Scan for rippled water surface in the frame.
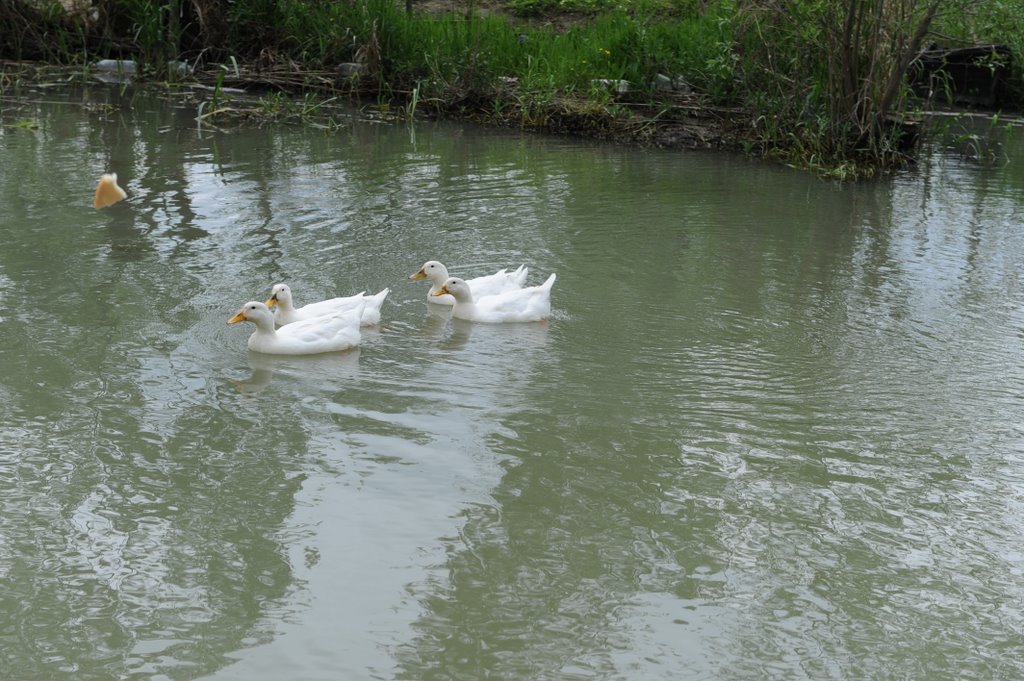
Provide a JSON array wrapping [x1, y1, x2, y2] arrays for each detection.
[[2, 88, 1024, 680]]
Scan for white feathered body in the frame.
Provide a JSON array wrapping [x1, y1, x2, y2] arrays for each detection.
[[411, 260, 528, 305], [269, 284, 389, 326], [230, 301, 364, 355], [443, 273, 556, 323]]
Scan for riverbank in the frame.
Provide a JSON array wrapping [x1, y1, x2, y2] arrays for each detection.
[[2, 52, 753, 155], [2, 0, 1021, 177]]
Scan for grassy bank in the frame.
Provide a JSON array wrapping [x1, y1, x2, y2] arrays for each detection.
[[2, 0, 1020, 177]]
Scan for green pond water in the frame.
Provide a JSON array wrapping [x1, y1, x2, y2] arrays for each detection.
[[2, 87, 1024, 680]]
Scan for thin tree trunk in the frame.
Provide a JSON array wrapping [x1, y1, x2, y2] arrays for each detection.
[[876, 0, 941, 118], [167, 0, 181, 64]]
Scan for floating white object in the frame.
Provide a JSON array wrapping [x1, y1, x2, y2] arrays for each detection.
[[95, 59, 137, 74], [93, 173, 127, 209], [94, 59, 137, 84]]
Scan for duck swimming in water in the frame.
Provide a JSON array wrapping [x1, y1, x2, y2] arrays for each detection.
[[228, 300, 364, 354], [409, 260, 527, 305], [265, 283, 389, 327], [433, 273, 556, 323]]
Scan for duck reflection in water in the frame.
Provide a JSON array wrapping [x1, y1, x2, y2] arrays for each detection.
[[232, 348, 362, 395], [441, 316, 551, 354]]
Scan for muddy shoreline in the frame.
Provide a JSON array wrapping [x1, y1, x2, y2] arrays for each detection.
[[1, 58, 751, 153]]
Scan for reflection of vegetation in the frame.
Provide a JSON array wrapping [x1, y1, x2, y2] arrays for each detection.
[[395, 401, 741, 679], [0, 93, 308, 679]]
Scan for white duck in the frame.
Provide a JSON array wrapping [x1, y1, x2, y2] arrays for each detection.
[[265, 283, 389, 326], [228, 300, 363, 354], [409, 260, 528, 305], [434, 273, 556, 323]]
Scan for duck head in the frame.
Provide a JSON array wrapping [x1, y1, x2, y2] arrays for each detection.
[[228, 301, 275, 327], [410, 260, 449, 285], [434, 277, 472, 302], [265, 283, 293, 309]]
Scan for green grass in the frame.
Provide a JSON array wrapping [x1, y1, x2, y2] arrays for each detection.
[[368, 1, 732, 98], [505, 0, 705, 15]]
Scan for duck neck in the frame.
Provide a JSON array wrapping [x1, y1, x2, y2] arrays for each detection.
[[428, 271, 449, 294], [276, 296, 296, 313], [452, 297, 476, 317], [251, 317, 278, 336]]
